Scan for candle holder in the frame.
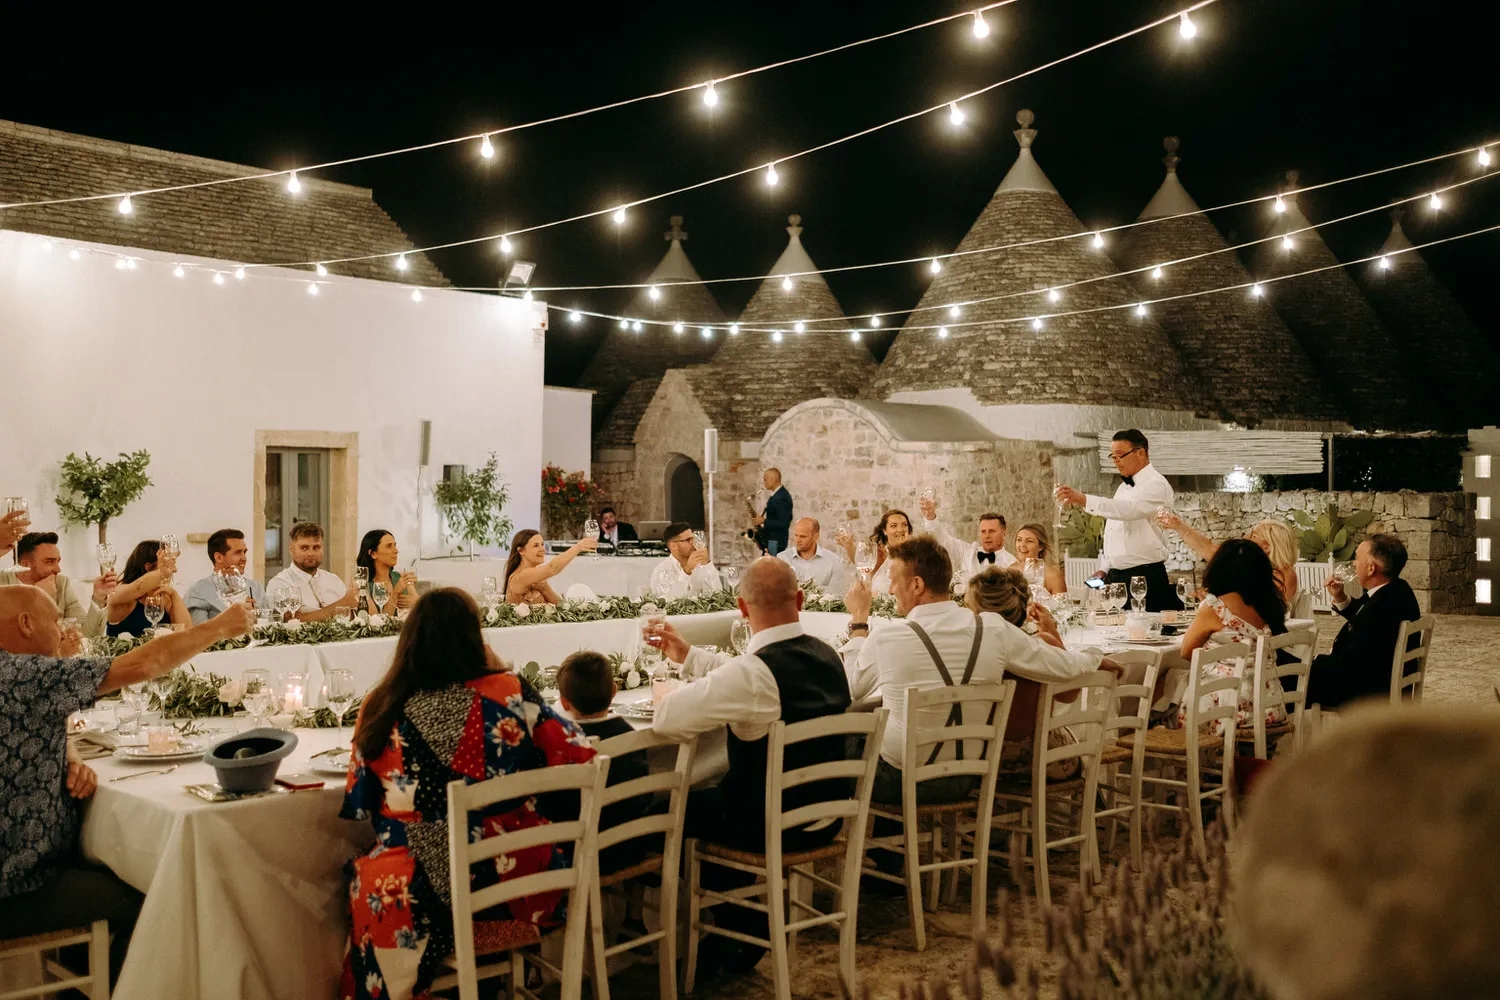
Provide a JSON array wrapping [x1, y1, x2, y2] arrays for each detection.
[[277, 672, 306, 715]]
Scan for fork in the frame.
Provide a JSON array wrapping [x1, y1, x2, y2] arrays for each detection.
[[110, 764, 180, 782]]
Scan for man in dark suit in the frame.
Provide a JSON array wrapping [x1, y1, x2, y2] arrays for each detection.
[[1305, 533, 1422, 710], [596, 507, 638, 547], [751, 468, 793, 557]]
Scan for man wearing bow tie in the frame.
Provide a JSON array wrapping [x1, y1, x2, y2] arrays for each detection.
[[919, 494, 1014, 588], [1055, 429, 1180, 612]]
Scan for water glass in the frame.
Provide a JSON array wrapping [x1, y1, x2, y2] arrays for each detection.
[[243, 669, 273, 726], [324, 668, 356, 735], [114, 698, 141, 737], [729, 617, 752, 655], [1129, 574, 1148, 610]]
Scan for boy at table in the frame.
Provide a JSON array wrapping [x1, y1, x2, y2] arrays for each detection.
[[0, 585, 255, 985]]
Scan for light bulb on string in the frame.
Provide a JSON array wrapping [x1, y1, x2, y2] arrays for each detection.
[[617, 317, 629, 329], [1378, 255, 1392, 271], [213, 272, 225, 285], [849, 330, 862, 342], [315, 263, 329, 277], [499, 235, 513, 254], [522, 290, 533, 301], [771, 331, 783, 343], [114, 258, 127, 270], [793, 321, 806, 333], [307, 282, 320, 296], [700, 326, 714, 340], [1273, 196, 1286, 214], [631, 321, 643, 332], [648, 285, 661, 301], [125, 258, 137, 270], [1178, 12, 1197, 38], [1250, 283, 1264, 298], [702, 82, 718, 107], [1135, 302, 1148, 317], [173, 265, 185, 278], [1151, 266, 1164, 280], [1092, 232, 1104, 249], [613, 207, 627, 225], [949, 102, 965, 127], [972, 10, 990, 38], [929, 258, 943, 274], [937, 326, 949, 339], [1429, 192, 1443, 210], [672, 321, 685, 334], [729, 323, 740, 336], [949, 305, 962, 318], [411, 289, 423, 302], [118, 194, 133, 215], [765, 162, 780, 187], [395, 254, 409, 272], [234, 267, 246, 281], [68, 249, 80, 260], [1047, 288, 1061, 303], [286, 171, 302, 194], [782, 276, 793, 293], [479, 135, 495, 159], [1281, 236, 1295, 251], [1031, 317, 1044, 331], [1480, 147, 1493, 168]]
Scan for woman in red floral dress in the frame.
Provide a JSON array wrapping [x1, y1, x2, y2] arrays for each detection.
[[340, 587, 596, 1000]]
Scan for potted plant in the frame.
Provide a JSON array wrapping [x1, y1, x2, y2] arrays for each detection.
[[433, 454, 513, 560], [54, 450, 153, 544]]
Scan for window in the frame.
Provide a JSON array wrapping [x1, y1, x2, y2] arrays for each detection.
[[1476, 454, 1492, 478], [1480, 496, 1493, 520], [1479, 578, 1493, 605], [1480, 538, 1493, 562]]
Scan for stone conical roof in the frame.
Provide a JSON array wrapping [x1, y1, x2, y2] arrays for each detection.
[[1115, 139, 1345, 427], [1249, 174, 1432, 430], [1359, 209, 1500, 430], [867, 111, 1206, 413], [574, 216, 725, 435]]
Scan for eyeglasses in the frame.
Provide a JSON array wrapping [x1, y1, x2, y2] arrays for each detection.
[[1110, 446, 1143, 463]]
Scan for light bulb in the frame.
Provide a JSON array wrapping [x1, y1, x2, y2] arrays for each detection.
[[700, 326, 713, 340], [771, 331, 783, 343], [765, 162, 779, 187], [68, 249, 80, 260], [613, 207, 627, 225], [41, 240, 51, 251], [1480, 147, 1493, 167], [479, 135, 495, 159], [631, 321, 643, 332], [949, 102, 965, 126], [729, 323, 740, 336], [937, 326, 949, 339], [1151, 266, 1164, 280], [1178, 12, 1197, 38], [1273, 196, 1286, 214], [522, 290, 533, 301], [1378, 254, 1392, 271], [949, 305, 962, 318], [114, 258, 127, 270], [395, 254, 409, 271], [316, 263, 329, 277], [1430, 192, 1443, 210], [972, 10, 990, 37], [173, 265, 185, 278], [794, 321, 806, 333], [870, 315, 882, 328], [1135, 302, 1147, 317], [118, 194, 133, 215], [648, 285, 661, 301], [1250, 283, 1264, 298], [929, 258, 943, 274], [569, 311, 582, 324], [782, 276, 793, 292], [286, 171, 302, 194], [499, 235, 513, 254], [1047, 288, 1060, 303], [1092, 232, 1105, 249], [618, 317, 629, 329], [125, 258, 136, 270], [1282, 236, 1294, 251], [234, 267, 246, 280], [307, 282, 319, 296], [849, 330, 862, 342], [702, 82, 718, 107], [411, 289, 423, 302], [213, 272, 225, 285], [672, 321, 685, 334], [1031, 317, 1043, 331]]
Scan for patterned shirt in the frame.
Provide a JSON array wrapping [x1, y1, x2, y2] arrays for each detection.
[[0, 650, 112, 898]]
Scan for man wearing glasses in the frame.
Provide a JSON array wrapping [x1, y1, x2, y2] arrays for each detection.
[[1054, 429, 1180, 611], [650, 521, 722, 600]]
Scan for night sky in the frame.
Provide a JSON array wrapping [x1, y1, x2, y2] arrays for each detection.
[[3, 0, 1494, 386]]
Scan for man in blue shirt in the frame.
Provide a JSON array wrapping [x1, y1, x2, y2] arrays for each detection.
[[185, 528, 267, 623]]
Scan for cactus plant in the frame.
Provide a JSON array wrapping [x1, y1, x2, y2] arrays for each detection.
[[1289, 501, 1375, 563]]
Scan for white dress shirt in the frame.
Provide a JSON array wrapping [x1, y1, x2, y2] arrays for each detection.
[[650, 555, 723, 600], [842, 601, 1101, 769], [1084, 462, 1173, 571], [778, 545, 850, 591], [267, 564, 348, 610], [924, 518, 1017, 584], [653, 621, 814, 743]]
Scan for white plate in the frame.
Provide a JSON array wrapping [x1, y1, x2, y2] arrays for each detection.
[[113, 742, 205, 764], [309, 754, 351, 777], [1119, 637, 1178, 646], [616, 703, 655, 720]]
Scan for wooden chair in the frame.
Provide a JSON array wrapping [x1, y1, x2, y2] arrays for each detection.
[[436, 758, 610, 1000], [1093, 651, 1161, 873], [0, 922, 110, 1000], [682, 709, 888, 1000], [1239, 627, 1316, 759], [986, 669, 1117, 912], [584, 731, 695, 1000], [1391, 616, 1435, 703], [862, 682, 1015, 950], [1132, 643, 1248, 861]]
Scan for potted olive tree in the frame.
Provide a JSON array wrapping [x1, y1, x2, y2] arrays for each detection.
[[54, 450, 153, 544], [433, 454, 513, 560]]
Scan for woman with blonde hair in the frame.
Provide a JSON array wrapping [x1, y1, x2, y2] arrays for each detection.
[[1013, 522, 1068, 596], [1159, 513, 1303, 614]]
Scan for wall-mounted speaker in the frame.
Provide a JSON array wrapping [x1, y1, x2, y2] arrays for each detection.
[[419, 420, 432, 467], [703, 428, 719, 475]]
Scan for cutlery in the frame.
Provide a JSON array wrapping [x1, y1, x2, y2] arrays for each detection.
[[310, 746, 349, 759], [110, 764, 180, 782]]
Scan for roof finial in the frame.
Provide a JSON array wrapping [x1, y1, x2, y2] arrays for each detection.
[[1389, 206, 1406, 232], [1014, 109, 1037, 150], [786, 214, 803, 238], [1163, 136, 1181, 173], [665, 215, 687, 243]]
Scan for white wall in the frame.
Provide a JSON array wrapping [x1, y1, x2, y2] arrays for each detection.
[[0, 229, 545, 583], [542, 386, 593, 476]]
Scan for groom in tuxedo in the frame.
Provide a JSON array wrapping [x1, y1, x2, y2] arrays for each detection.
[[1305, 534, 1422, 710], [751, 468, 794, 557]]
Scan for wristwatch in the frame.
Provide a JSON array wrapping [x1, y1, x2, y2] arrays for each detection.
[[848, 623, 870, 635]]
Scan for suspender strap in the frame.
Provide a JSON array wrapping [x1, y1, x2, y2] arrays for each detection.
[[906, 618, 985, 764]]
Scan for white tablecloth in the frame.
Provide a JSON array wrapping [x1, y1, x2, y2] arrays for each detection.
[[416, 556, 663, 598]]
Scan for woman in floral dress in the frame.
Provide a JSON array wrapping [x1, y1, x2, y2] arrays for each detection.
[[1177, 539, 1289, 734], [340, 587, 596, 1000]]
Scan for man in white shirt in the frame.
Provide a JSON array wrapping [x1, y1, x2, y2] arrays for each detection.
[[651, 557, 851, 980], [650, 521, 722, 599], [777, 517, 849, 591], [918, 495, 1015, 588], [842, 535, 1116, 813], [265, 522, 359, 622], [1055, 428, 1179, 611]]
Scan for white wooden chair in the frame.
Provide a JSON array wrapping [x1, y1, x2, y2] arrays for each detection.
[[682, 709, 888, 1000], [1093, 651, 1161, 873], [862, 682, 1015, 951], [0, 922, 110, 1000], [1133, 643, 1248, 861], [1390, 616, 1435, 703], [584, 731, 695, 1000], [436, 757, 610, 1000], [987, 669, 1117, 912], [1239, 627, 1317, 759]]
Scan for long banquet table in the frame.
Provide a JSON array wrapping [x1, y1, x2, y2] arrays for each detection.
[[416, 555, 663, 600]]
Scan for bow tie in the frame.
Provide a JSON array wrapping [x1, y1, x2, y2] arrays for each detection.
[[977, 551, 996, 565], [1121, 476, 1135, 488]]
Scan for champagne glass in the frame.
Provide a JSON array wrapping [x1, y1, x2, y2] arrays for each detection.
[[480, 576, 500, 608], [142, 593, 166, 631], [582, 518, 600, 559], [162, 534, 181, 558], [723, 565, 740, 592], [1176, 579, 1191, 610], [324, 668, 356, 737], [1022, 558, 1044, 587], [354, 565, 370, 594], [5, 498, 29, 566], [854, 541, 877, 581], [692, 530, 707, 551], [370, 581, 389, 613], [243, 669, 272, 727], [97, 543, 117, 576], [729, 617, 752, 655], [1129, 575, 1148, 611]]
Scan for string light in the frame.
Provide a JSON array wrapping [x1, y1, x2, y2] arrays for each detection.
[[173, 265, 185, 278], [1151, 266, 1164, 280], [41, 240, 51, 251], [870, 315, 882, 328], [648, 285, 662, 301], [499, 235, 513, 254], [1281, 236, 1295, 251], [1378, 254, 1392, 271], [613, 207, 627, 225], [631, 321, 643, 332], [672, 321, 685, 333], [1480, 147, 1493, 168], [771, 331, 783, 343], [1047, 288, 1061, 302], [315, 263, 329, 276], [522, 290, 534, 301], [117, 195, 133, 215], [794, 321, 806, 333], [949, 102, 966, 127], [765, 162, 780, 187], [782, 276, 794, 292], [1250, 283, 1264, 298], [1178, 11, 1197, 38], [1430, 192, 1443, 210], [729, 323, 740, 336], [618, 318, 629, 329], [701, 326, 714, 339], [411, 289, 423, 302], [395, 254, 409, 272], [1092, 232, 1105, 249], [307, 282, 319, 296], [937, 326, 950, 339], [929, 258, 943, 274], [849, 330, 862, 341], [234, 267, 246, 280], [126, 258, 137, 270], [972, 10, 991, 38], [949, 305, 962, 318], [286, 171, 302, 194], [68, 249, 80, 260], [213, 272, 226, 285], [114, 258, 128, 270], [1135, 302, 1148, 316], [702, 82, 719, 107], [479, 135, 495, 159], [1031, 317, 1044, 331]]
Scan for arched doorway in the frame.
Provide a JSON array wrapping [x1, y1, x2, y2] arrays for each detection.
[[664, 453, 705, 528]]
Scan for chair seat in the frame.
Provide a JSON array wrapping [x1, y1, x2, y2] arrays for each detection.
[[869, 798, 978, 819], [698, 838, 848, 868], [1126, 729, 1193, 756], [0, 926, 91, 951], [994, 774, 1087, 797], [1235, 720, 1293, 743], [1098, 744, 1135, 766], [598, 854, 664, 888]]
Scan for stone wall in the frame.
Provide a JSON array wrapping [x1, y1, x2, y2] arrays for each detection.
[[1171, 490, 1477, 614], [759, 398, 1056, 561], [592, 446, 640, 524]]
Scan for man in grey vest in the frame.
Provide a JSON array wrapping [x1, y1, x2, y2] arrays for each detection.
[[653, 557, 851, 980]]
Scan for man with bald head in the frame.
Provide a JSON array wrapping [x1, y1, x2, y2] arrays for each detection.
[[0, 585, 254, 983], [652, 557, 851, 979], [777, 516, 850, 591]]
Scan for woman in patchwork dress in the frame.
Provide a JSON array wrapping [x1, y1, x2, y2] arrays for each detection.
[[340, 587, 596, 1000]]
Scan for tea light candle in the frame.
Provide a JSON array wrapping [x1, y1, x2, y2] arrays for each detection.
[[1126, 613, 1149, 641]]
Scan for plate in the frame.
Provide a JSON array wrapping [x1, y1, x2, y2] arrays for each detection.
[[310, 754, 352, 777], [1119, 636, 1177, 646], [113, 742, 205, 763], [616, 702, 655, 721]]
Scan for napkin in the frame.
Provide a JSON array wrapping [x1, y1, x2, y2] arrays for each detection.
[[69, 731, 118, 760]]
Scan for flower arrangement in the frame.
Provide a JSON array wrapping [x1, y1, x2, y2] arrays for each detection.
[[540, 464, 605, 538]]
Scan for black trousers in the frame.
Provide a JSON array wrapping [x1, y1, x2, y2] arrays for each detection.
[[0, 863, 144, 987], [1107, 561, 1182, 612]]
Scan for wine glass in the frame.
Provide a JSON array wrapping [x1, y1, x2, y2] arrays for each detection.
[[1022, 558, 1045, 587], [1333, 560, 1356, 584], [729, 617, 752, 656], [146, 668, 176, 718], [1129, 575, 1148, 611], [354, 565, 370, 594], [1106, 582, 1126, 620], [276, 589, 302, 622], [919, 487, 936, 504], [97, 543, 117, 576], [142, 593, 166, 631], [324, 668, 356, 737], [854, 541, 877, 581], [370, 581, 390, 613], [582, 518, 600, 559], [1176, 579, 1192, 611], [723, 565, 740, 592], [214, 569, 249, 607], [5, 497, 28, 566], [1153, 504, 1175, 528], [243, 669, 272, 727], [161, 534, 181, 559], [692, 530, 707, 551], [480, 576, 501, 608]]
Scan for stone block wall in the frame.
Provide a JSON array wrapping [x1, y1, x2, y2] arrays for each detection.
[[1171, 490, 1477, 614], [592, 447, 640, 524]]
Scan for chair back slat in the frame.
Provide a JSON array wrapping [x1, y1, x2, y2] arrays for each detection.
[[780, 758, 872, 790], [903, 682, 1017, 783], [593, 727, 696, 860], [780, 798, 863, 830], [764, 709, 889, 851], [466, 819, 586, 864], [455, 760, 601, 811], [1391, 616, 1435, 703], [1247, 628, 1315, 757], [1183, 644, 1248, 759], [1033, 670, 1117, 764], [469, 867, 580, 913], [1101, 650, 1162, 738]]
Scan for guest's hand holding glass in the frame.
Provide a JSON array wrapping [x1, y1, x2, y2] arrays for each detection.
[[918, 488, 937, 522], [582, 519, 600, 558], [1053, 485, 1086, 509], [1155, 507, 1183, 531]]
